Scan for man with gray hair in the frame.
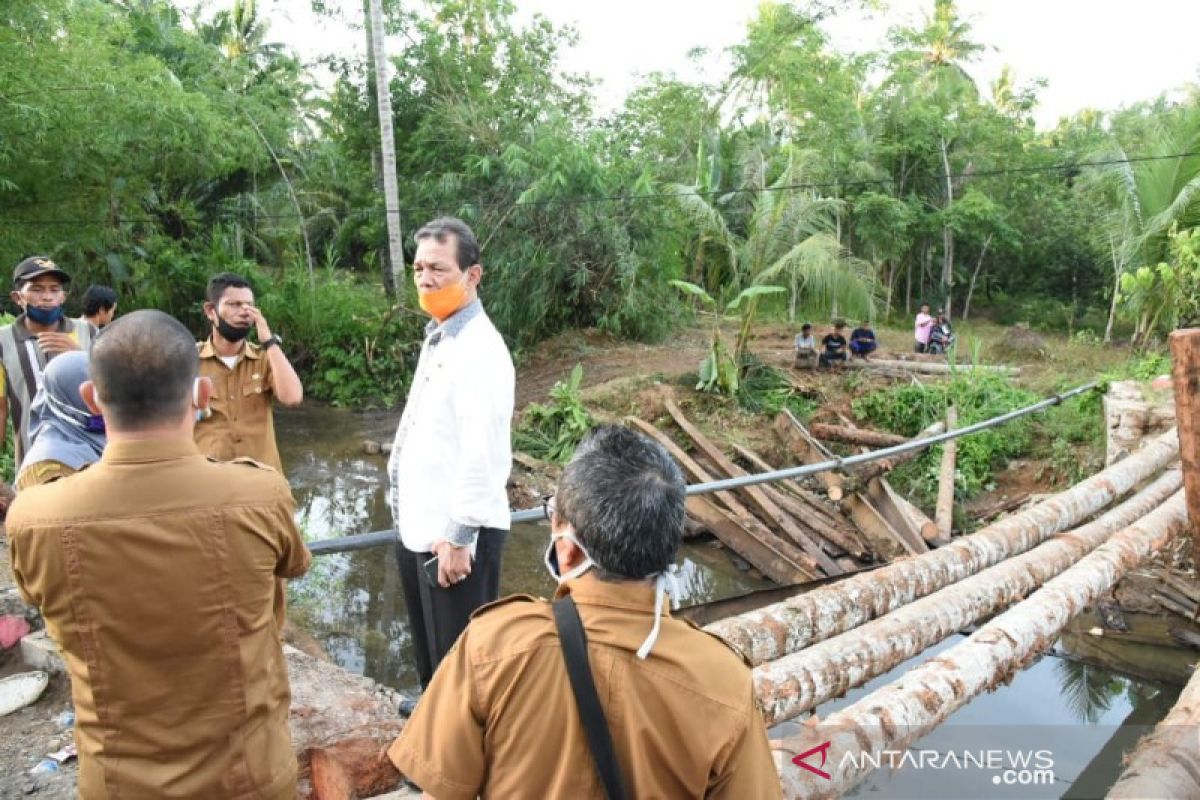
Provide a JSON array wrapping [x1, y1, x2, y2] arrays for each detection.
[[388, 216, 514, 692], [388, 425, 781, 798]]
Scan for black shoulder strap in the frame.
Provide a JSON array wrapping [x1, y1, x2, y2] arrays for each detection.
[[552, 595, 629, 800]]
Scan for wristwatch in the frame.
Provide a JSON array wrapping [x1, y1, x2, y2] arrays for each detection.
[[262, 335, 283, 350]]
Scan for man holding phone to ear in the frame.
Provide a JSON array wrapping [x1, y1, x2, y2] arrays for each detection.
[[194, 272, 303, 471], [389, 217, 514, 692]]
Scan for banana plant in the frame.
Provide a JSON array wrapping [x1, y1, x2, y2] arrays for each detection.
[[672, 280, 786, 395]]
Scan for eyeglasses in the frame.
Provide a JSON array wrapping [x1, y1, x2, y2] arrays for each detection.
[[22, 285, 64, 297], [541, 494, 556, 521]]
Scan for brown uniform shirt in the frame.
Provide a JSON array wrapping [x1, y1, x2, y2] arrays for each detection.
[[7, 437, 312, 799], [195, 338, 282, 471], [388, 574, 782, 800]]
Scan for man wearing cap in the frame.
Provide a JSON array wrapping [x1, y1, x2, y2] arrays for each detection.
[[194, 271, 303, 471], [389, 216, 514, 693], [0, 256, 95, 469], [388, 425, 781, 798]]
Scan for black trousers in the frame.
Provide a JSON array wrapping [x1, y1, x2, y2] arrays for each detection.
[[396, 528, 507, 688]]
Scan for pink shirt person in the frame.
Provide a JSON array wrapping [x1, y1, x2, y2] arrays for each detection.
[[914, 307, 934, 346]]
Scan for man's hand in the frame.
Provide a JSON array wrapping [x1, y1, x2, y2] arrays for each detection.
[[246, 305, 272, 343], [432, 540, 472, 588], [36, 332, 79, 355]]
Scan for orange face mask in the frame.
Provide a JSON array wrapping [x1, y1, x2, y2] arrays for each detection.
[[418, 281, 468, 322]]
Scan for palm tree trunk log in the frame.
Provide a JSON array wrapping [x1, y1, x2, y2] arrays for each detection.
[[1108, 657, 1200, 798], [704, 430, 1179, 666], [753, 469, 1182, 726], [808, 423, 909, 448], [933, 406, 957, 544], [772, 492, 1188, 799]]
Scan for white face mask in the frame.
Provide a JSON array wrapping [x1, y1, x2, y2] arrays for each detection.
[[543, 532, 594, 584], [543, 528, 681, 660]]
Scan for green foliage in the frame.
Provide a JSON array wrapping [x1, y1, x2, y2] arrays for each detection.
[[513, 364, 594, 463], [737, 360, 818, 420], [853, 370, 1039, 499]]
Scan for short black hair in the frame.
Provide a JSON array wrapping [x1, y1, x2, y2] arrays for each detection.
[[206, 272, 252, 306], [81, 285, 118, 316], [801, 323, 812, 332], [555, 425, 685, 579], [90, 310, 198, 429], [414, 217, 481, 271]]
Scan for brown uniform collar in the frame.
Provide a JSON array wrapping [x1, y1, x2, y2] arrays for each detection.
[[198, 337, 262, 360], [102, 436, 203, 464], [554, 572, 671, 616]]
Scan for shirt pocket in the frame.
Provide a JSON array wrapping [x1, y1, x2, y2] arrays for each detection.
[[241, 373, 270, 407]]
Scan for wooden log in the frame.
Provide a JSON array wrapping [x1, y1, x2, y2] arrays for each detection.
[[894, 493, 939, 543], [1098, 610, 1200, 800], [808, 423, 909, 448], [847, 418, 947, 489], [662, 399, 842, 576], [753, 470, 1182, 727], [1169, 328, 1200, 567], [933, 405, 957, 545], [774, 411, 845, 502], [864, 478, 929, 555], [773, 491, 1188, 798], [685, 497, 811, 584], [760, 482, 865, 558], [625, 417, 816, 582], [703, 429, 1180, 666], [843, 358, 1019, 375], [1163, 570, 1200, 605], [839, 493, 910, 561]]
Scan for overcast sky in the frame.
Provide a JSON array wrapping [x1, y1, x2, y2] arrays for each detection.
[[264, 0, 1200, 129]]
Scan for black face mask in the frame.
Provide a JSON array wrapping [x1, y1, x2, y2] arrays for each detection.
[[216, 316, 251, 343]]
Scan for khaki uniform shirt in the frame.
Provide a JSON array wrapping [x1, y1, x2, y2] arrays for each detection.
[[7, 437, 311, 800], [195, 339, 282, 471], [388, 574, 782, 800]]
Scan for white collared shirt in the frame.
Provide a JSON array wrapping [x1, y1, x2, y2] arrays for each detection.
[[388, 302, 514, 553]]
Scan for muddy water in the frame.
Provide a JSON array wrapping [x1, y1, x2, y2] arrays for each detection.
[[276, 405, 770, 694], [277, 406, 1184, 796]]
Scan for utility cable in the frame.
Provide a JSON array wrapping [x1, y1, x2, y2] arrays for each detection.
[[305, 378, 1098, 556]]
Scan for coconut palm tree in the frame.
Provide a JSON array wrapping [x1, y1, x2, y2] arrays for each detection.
[[1085, 102, 1200, 343]]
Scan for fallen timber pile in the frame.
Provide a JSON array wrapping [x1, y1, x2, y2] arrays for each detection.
[[1107, 653, 1200, 799], [753, 468, 1183, 726], [772, 492, 1189, 799], [843, 358, 1020, 376], [625, 397, 954, 584], [705, 428, 1180, 665]]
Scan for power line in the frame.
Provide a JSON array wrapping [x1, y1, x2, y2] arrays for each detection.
[[6, 150, 1197, 229]]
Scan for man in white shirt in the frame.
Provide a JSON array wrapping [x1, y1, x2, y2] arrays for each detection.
[[388, 217, 514, 690]]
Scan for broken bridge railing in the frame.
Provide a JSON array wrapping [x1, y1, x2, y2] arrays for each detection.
[[305, 380, 1099, 557]]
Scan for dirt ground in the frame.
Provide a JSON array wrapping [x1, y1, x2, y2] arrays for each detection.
[[0, 544, 77, 798]]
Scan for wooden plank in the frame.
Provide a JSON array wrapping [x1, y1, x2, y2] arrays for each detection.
[[839, 493, 910, 562], [774, 411, 845, 501], [729, 443, 869, 557], [662, 399, 842, 576], [865, 478, 929, 555], [1169, 328, 1200, 566], [625, 417, 817, 582], [933, 405, 958, 545], [685, 497, 811, 584]]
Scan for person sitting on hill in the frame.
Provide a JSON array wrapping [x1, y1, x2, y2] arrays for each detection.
[[793, 323, 817, 370], [849, 320, 878, 358], [820, 321, 849, 367]]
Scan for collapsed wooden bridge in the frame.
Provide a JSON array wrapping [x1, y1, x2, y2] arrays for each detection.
[[626, 394, 1196, 798], [308, 369, 1200, 798]]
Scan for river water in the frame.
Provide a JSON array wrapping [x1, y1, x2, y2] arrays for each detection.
[[276, 405, 770, 691], [277, 405, 1185, 798]]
